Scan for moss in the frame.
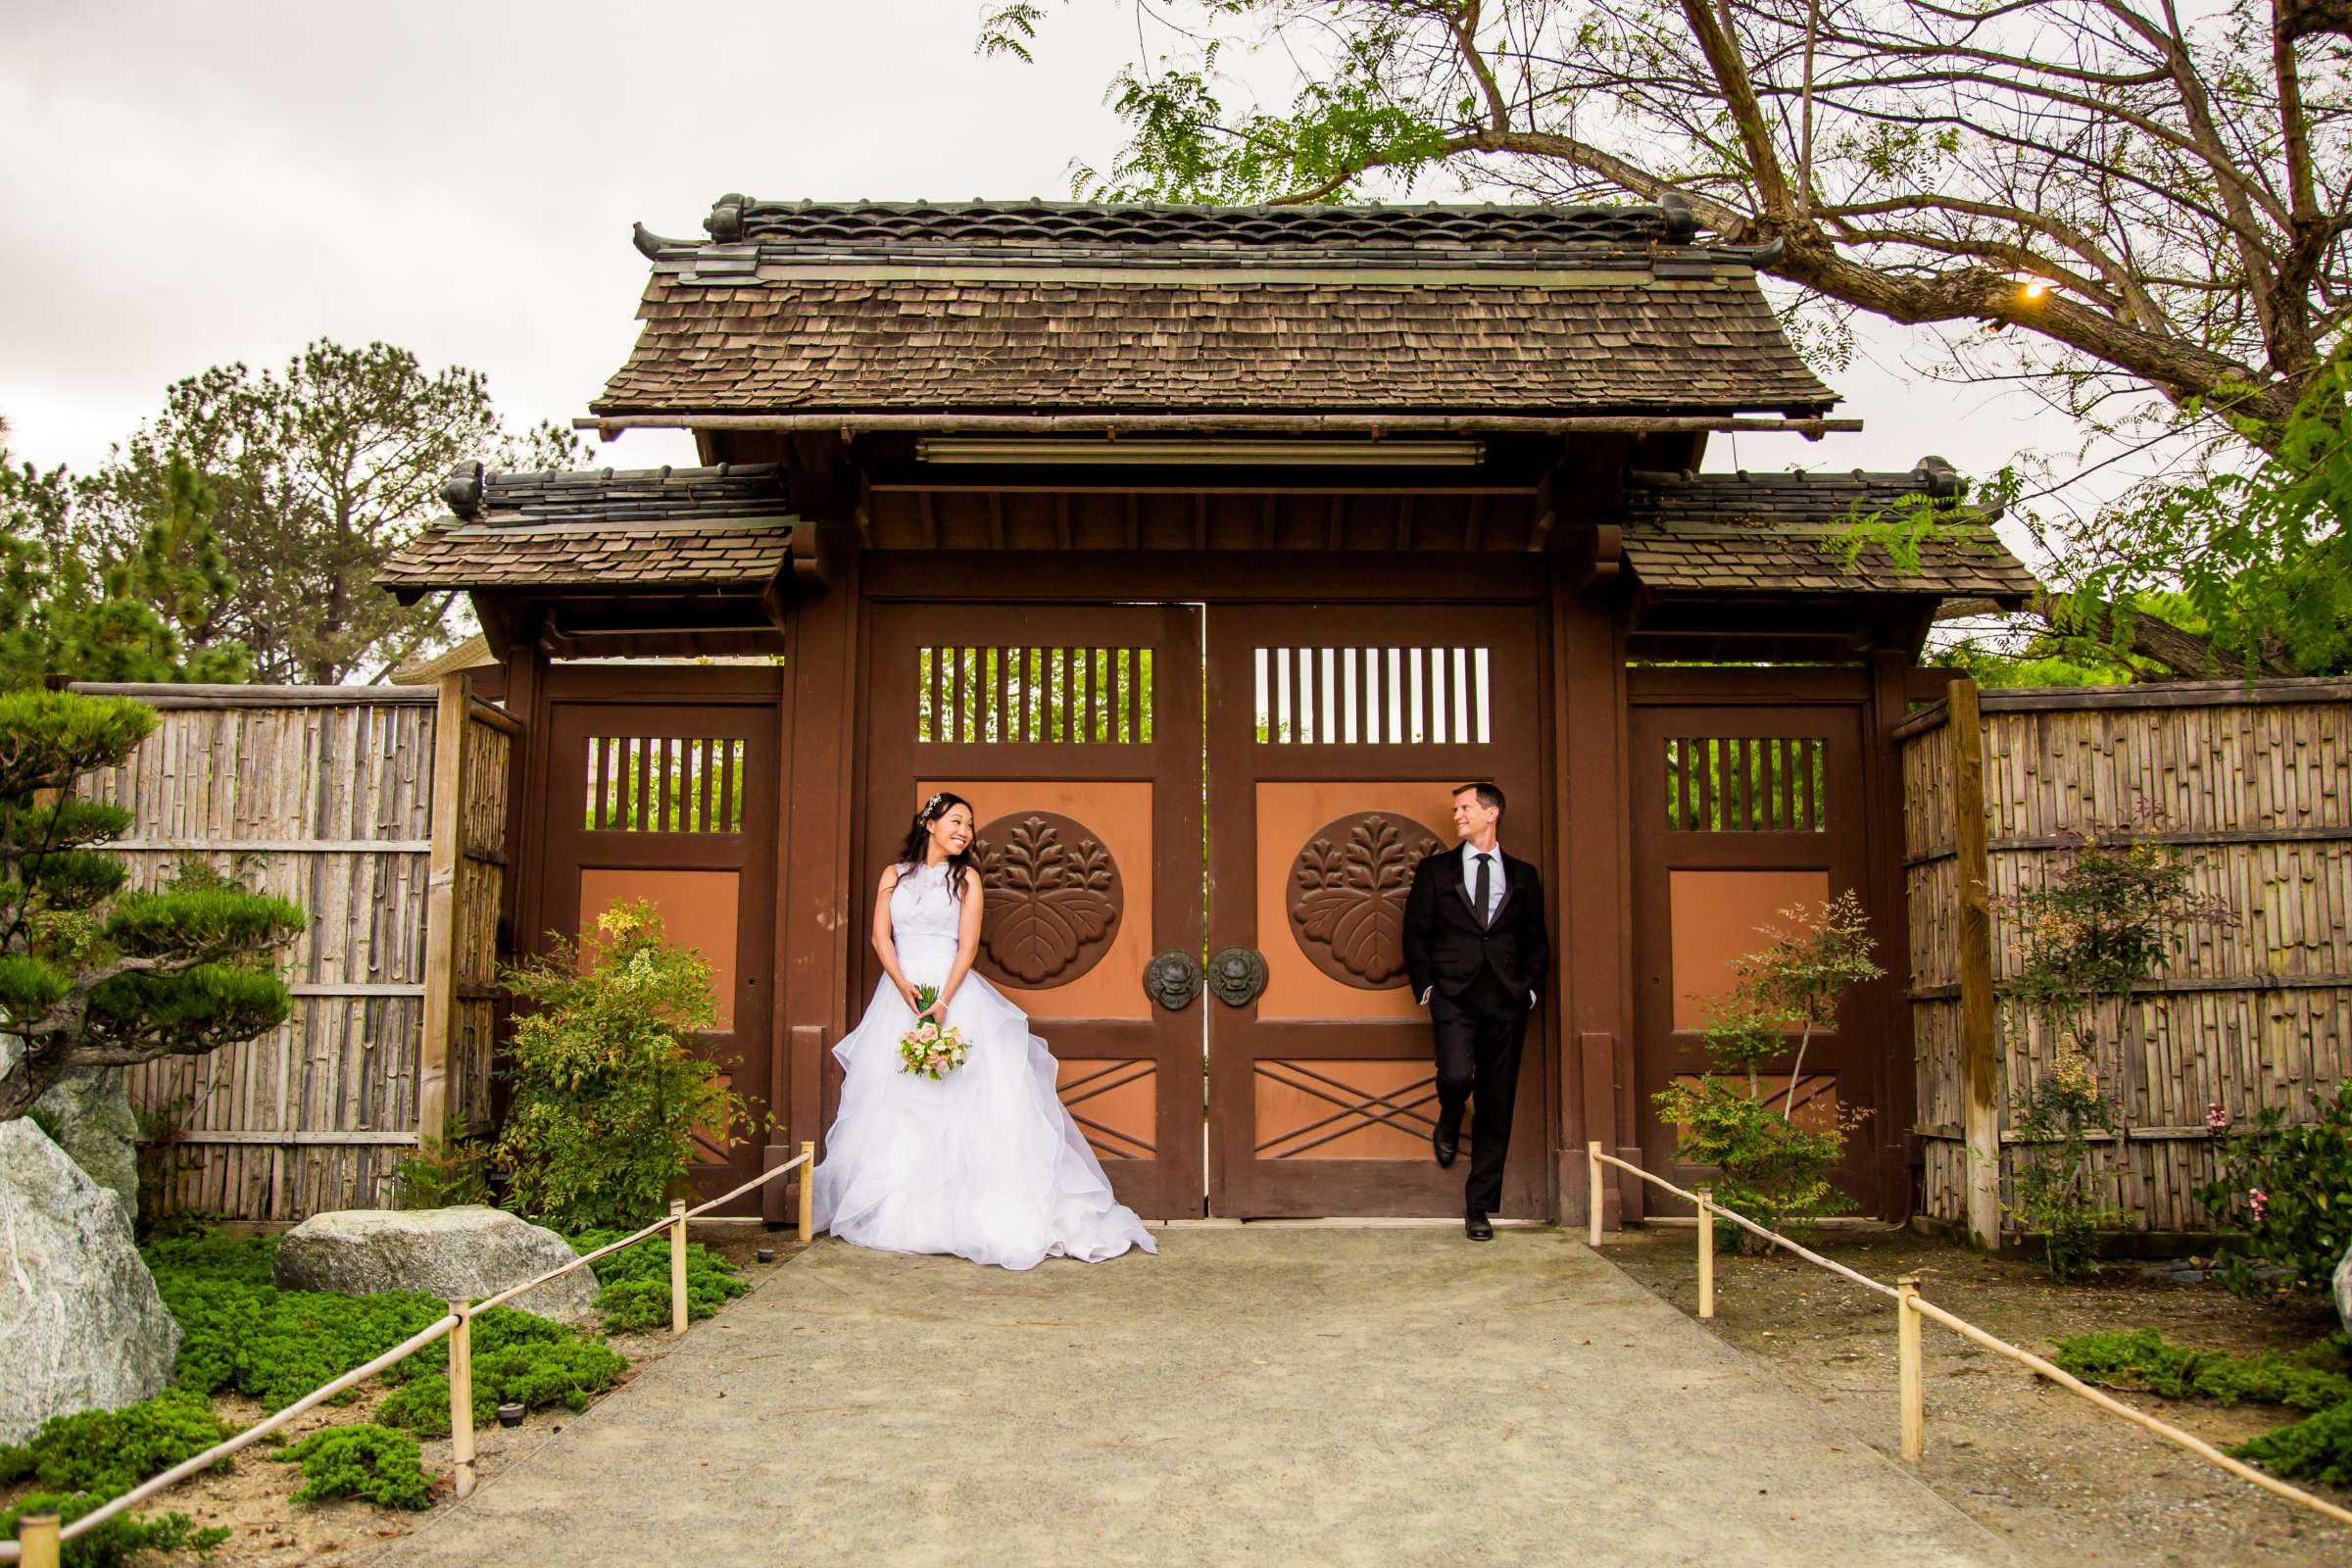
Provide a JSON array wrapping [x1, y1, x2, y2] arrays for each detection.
[[0, 1493, 228, 1568], [269, 1424, 433, 1510], [2054, 1327, 2352, 1484], [0, 1389, 228, 1498], [568, 1230, 748, 1333], [377, 1332, 628, 1438]]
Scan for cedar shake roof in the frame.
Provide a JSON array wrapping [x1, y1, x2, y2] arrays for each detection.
[[1620, 460, 2039, 602], [591, 197, 1837, 421], [377, 462, 794, 597]]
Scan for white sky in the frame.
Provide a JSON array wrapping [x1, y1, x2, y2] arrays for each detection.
[[1, 0, 2079, 570]]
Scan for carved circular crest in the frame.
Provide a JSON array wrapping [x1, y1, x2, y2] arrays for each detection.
[[972, 811, 1123, 987], [1288, 811, 1446, 989]]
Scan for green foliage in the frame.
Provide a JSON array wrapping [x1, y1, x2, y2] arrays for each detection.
[[395, 1133, 494, 1208], [269, 1424, 434, 1509], [376, 1328, 627, 1438], [144, 1235, 448, 1408], [0, 1389, 229, 1497], [570, 1229, 749, 1332], [0, 693, 301, 1122], [2053, 1328, 2352, 1484], [2232, 1401, 2352, 1486], [2005, 1048, 2122, 1281], [494, 902, 757, 1233], [2196, 1082, 2352, 1298], [1652, 893, 1881, 1250], [0, 1492, 228, 1568]]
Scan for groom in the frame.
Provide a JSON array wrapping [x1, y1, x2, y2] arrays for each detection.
[[1401, 782, 1550, 1241]]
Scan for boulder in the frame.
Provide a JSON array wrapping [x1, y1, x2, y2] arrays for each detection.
[[30, 1066, 141, 1225], [2336, 1242, 2352, 1340], [272, 1205, 602, 1324], [0, 1118, 181, 1443]]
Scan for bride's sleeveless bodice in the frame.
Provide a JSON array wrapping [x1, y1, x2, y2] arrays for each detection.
[[891, 860, 961, 974]]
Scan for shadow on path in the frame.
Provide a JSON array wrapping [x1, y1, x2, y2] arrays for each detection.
[[379, 1227, 2024, 1567]]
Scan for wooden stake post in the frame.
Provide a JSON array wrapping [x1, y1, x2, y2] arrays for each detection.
[[447, 1300, 476, 1499], [1695, 1184, 1715, 1320], [15, 1512, 59, 1568], [1947, 679, 2003, 1250], [1587, 1142, 1604, 1247], [1897, 1274, 1925, 1461], [798, 1141, 815, 1245], [669, 1200, 690, 1337]]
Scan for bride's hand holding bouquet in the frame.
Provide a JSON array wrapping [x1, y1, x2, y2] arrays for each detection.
[[897, 984, 970, 1079]]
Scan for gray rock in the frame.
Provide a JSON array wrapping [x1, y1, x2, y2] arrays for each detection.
[[273, 1205, 602, 1324], [0, 1119, 182, 1443], [2335, 1243, 2352, 1339], [30, 1066, 141, 1225]]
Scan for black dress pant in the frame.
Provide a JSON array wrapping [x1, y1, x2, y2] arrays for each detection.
[[1429, 966, 1527, 1215]]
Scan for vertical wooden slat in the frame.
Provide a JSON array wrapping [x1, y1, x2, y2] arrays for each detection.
[[416, 675, 468, 1158], [1950, 679, 2002, 1249]]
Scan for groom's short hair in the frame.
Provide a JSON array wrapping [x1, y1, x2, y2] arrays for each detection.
[[1453, 781, 1505, 816]]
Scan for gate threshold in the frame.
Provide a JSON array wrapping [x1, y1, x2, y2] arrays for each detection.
[[1151, 1216, 1550, 1230]]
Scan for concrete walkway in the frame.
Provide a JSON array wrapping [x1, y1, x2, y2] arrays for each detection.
[[382, 1226, 2023, 1567]]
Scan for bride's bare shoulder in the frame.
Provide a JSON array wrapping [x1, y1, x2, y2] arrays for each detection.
[[878, 861, 905, 892]]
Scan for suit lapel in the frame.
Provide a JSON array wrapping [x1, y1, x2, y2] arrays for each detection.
[[1485, 853, 1527, 928]]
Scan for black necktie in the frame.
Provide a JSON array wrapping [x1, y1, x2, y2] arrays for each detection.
[[1474, 853, 1493, 927]]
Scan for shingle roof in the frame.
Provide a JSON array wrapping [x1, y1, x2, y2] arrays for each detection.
[[1620, 461, 2040, 601], [591, 196, 1837, 420], [377, 463, 794, 596]]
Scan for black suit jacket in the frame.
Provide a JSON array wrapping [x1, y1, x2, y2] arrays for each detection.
[[1401, 847, 1550, 1004]]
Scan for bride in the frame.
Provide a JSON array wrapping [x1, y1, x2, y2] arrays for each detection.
[[808, 791, 1157, 1270]]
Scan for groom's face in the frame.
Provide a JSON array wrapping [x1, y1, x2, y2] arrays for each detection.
[[1451, 790, 1499, 843]]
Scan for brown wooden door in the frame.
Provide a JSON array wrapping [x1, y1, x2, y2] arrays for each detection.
[[1627, 691, 1881, 1214], [536, 673, 782, 1214], [1204, 604, 1551, 1218], [859, 603, 1206, 1219]]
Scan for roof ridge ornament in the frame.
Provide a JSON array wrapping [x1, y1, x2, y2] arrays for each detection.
[[441, 461, 485, 520], [707, 192, 751, 244]]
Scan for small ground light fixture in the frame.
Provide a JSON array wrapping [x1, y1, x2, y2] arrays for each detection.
[[496, 1402, 526, 1428]]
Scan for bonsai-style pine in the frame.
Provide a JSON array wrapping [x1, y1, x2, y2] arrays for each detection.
[[0, 689, 304, 1121]]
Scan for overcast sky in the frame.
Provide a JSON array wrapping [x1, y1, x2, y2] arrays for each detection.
[[3, 0, 2074, 560]]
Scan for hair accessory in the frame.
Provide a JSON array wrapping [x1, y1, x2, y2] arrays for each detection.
[[919, 792, 947, 819]]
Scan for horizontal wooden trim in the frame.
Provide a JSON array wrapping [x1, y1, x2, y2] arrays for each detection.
[[169, 1130, 419, 1146], [110, 838, 432, 854], [674, 262, 1740, 287], [581, 412, 1860, 437], [1889, 699, 1951, 741], [466, 698, 524, 738], [461, 846, 509, 867], [1910, 971, 2352, 1000], [1979, 676, 2352, 712], [69, 682, 437, 708], [1913, 1124, 2220, 1144], [1904, 822, 2352, 867]]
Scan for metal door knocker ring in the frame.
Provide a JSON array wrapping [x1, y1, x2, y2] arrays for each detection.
[[1142, 951, 1204, 1011], [1206, 946, 1269, 1007]]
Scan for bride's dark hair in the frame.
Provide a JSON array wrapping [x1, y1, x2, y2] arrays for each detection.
[[894, 791, 979, 900]]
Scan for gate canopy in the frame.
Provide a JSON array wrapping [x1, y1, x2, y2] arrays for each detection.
[[587, 196, 1842, 435]]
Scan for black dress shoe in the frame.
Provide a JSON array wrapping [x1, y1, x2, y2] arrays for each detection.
[[1465, 1209, 1494, 1242], [1432, 1117, 1460, 1169]]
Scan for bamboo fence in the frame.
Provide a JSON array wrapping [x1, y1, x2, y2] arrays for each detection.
[[71, 678, 516, 1221], [1897, 675, 2352, 1239]]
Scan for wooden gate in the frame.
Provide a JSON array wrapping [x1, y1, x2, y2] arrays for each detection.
[[1627, 672, 1883, 1214], [1204, 605, 1551, 1218], [534, 667, 782, 1214], [859, 604, 1206, 1219]]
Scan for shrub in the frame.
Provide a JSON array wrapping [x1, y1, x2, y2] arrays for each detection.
[[493, 902, 758, 1234], [376, 1316, 627, 1437], [145, 1235, 446, 1408], [270, 1424, 434, 1509], [1652, 893, 1881, 1250], [394, 1133, 493, 1209], [570, 1229, 749, 1332], [0, 1389, 228, 1497], [0, 1493, 228, 1568], [2053, 1327, 2352, 1483], [2232, 1401, 2352, 1486], [2196, 1082, 2352, 1298], [2005, 1046, 2122, 1281]]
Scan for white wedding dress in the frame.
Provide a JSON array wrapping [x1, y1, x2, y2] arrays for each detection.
[[808, 858, 1157, 1270]]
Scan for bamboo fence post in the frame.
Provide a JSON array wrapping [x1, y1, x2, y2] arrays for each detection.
[[669, 1200, 690, 1336], [1947, 678, 2002, 1250], [15, 1513, 59, 1568], [1897, 1274, 1925, 1462], [416, 674, 470, 1158], [447, 1299, 476, 1499], [1587, 1142, 1604, 1247], [797, 1141, 815, 1245], [1695, 1184, 1715, 1319]]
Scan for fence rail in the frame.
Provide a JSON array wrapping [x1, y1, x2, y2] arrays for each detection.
[[4, 1144, 815, 1566], [1585, 1143, 2352, 1533]]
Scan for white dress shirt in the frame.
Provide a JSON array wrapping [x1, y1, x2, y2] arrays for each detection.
[[1460, 841, 1505, 922]]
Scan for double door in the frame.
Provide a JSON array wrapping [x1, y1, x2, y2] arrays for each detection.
[[859, 600, 1548, 1219]]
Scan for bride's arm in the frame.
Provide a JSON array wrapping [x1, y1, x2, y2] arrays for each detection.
[[929, 868, 986, 1016], [870, 867, 922, 1010]]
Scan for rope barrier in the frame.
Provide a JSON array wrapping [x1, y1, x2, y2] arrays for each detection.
[[1584, 1142, 2352, 1534], [6, 1140, 820, 1561]]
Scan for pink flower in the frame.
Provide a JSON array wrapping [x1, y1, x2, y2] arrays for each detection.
[[2206, 1101, 2230, 1132], [2248, 1187, 2269, 1222]]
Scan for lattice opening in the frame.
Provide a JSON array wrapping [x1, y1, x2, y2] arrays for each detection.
[[1252, 646, 1492, 745], [1665, 736, 1827, 831], [916, 646, 1154, 744], [584, 737, 747, 833]]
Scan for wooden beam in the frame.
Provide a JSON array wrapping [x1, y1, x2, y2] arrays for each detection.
[[1948, 676, 2002, 1250], [580, 412, 1864, 436], [416, 672, 469, 1158]]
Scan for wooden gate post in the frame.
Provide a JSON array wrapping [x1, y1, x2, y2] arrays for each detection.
[[1947, 679, 2002, 1250], [416, 673, 471, 1158]]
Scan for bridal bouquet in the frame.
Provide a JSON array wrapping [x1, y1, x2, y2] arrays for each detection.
[[897, 986, 970, 1079]]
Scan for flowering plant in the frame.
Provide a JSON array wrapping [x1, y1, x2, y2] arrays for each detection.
[[897, 985, 970, 1079]]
